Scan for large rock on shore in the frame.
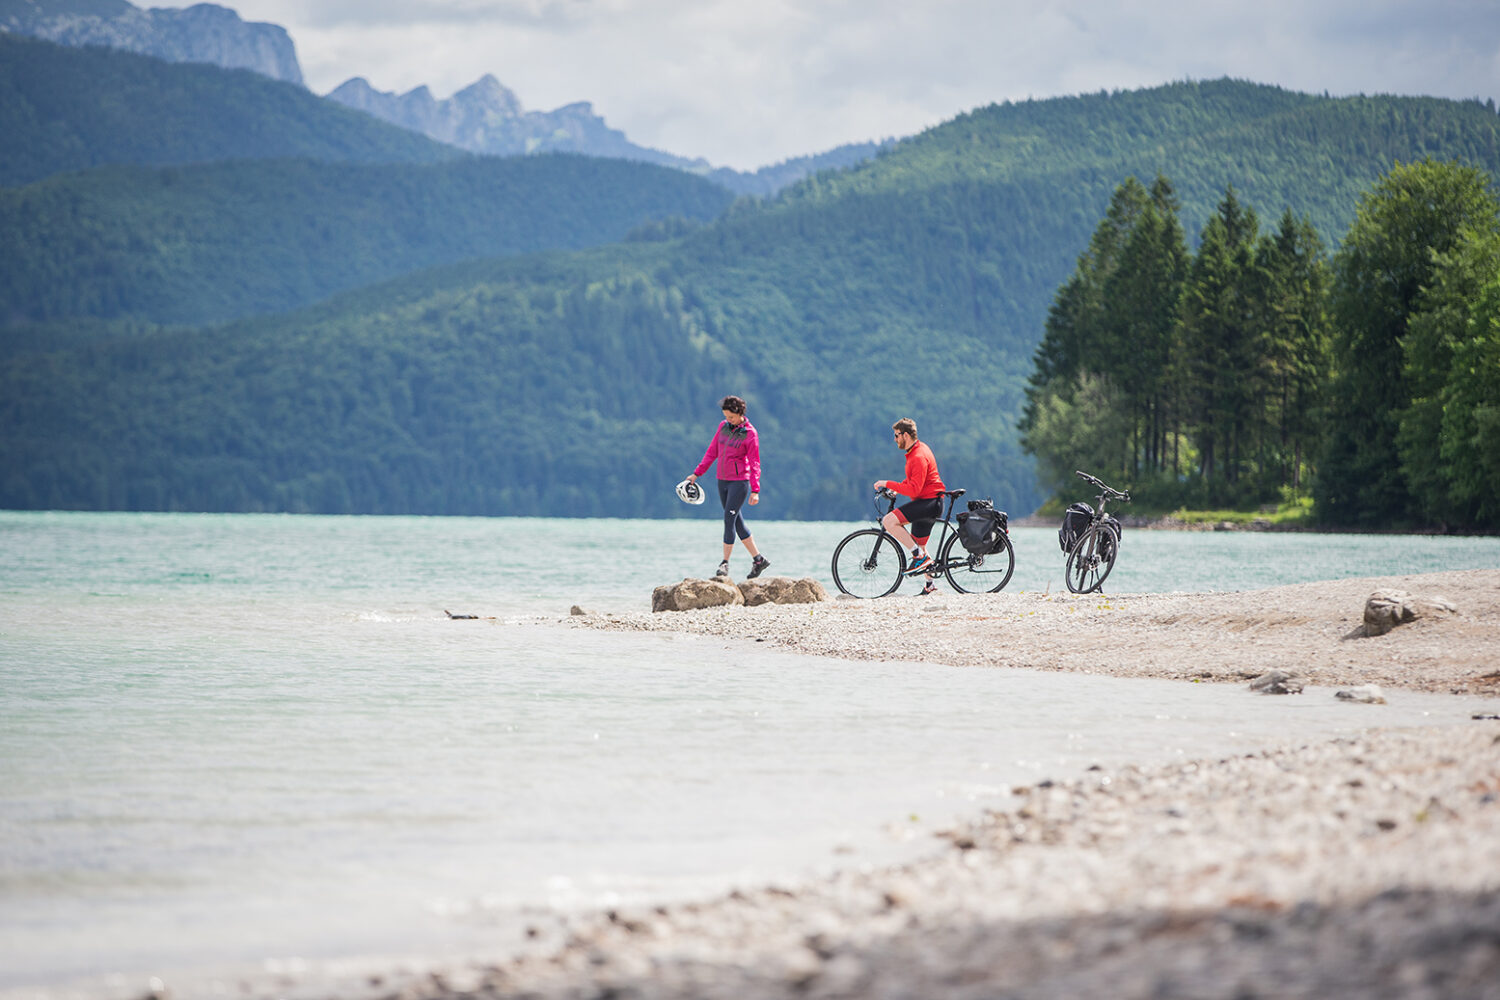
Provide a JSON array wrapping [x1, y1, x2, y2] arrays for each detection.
[[1363, 590, 1457, 636], [652, 578, 744, 613], [739, 576, 828, 607], [651, 576, 829, 612]]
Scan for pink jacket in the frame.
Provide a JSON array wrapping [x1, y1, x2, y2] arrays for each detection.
[[694, 419, 761, 492]]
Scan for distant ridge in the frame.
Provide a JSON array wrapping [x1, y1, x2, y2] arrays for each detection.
[[326, 74, 701, 172], [3, 0, 890, 190], [326, 73, 894, 195], [0, 0, 301, 83]]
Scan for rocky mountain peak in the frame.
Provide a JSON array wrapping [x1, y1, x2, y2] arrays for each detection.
[[453, 73, 522, 118], [1, 0, 303, 84]]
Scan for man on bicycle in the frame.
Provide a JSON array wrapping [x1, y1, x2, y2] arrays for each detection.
[[873, 417, 945, 595]]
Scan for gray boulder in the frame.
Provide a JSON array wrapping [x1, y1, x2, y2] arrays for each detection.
[[1363, 590, 1458, 636], [652, 577, 745, 613], [738, 576, 829, 607]]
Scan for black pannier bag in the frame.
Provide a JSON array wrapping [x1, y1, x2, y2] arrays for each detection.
[[1100, 513, 1123, 556], [1058, 501, 1093, 552], [957, 498, 1009, 554]]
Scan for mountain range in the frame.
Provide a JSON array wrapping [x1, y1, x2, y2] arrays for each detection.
[[0, 33, 735, 326], [1, 0, 885, 192], [324, 73, 892, 197]]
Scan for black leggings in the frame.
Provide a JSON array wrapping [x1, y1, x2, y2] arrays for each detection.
[[718, 479, 752, 544]]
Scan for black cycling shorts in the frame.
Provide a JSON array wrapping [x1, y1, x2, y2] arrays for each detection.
[[896, 496, 942, 542]]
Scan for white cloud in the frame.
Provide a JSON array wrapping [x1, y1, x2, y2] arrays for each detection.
[[148, 1, 1500, 169]]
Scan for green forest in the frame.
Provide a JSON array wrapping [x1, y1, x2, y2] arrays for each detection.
[[0, 155, 735, 325], [4, 59, 1500, 523], [1021, 160, 1500, 531]]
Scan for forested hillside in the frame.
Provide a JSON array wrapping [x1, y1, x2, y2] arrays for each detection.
[[5, 79, 1500, 520], [0, 33, 455, 186], [0, 154, 737, 325]]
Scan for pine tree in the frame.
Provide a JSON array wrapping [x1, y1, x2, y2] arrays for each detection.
[[1177, 187, 1261, 491], [1257, 210, 1330, 491]]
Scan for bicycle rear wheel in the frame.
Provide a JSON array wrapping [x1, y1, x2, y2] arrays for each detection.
[[831, 529, 905, 598], [940, 532, 1015, 594], [1064, 524, 1117, 593]]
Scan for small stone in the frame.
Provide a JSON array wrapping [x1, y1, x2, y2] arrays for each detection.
[[1335, 684, 1387, 704], [1249, 669, 1304, 694], [569, 605, 589, 616]]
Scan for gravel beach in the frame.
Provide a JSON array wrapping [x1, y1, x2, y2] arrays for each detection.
[[389, 569, 1500, 999], [585, 568, 1500, 696]]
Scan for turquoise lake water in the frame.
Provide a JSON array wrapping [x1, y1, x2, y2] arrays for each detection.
[[2, 510, 1498, 998]]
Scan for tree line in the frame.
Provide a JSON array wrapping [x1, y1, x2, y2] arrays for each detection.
[[1020, 159, 1500, 531]]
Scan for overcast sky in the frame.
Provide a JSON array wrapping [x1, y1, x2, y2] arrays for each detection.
[[152, 1, 1500, 170]]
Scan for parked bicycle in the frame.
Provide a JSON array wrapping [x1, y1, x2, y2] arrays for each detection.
[[831, 488, 1015, 598], [1059, 470, 1131, 594]]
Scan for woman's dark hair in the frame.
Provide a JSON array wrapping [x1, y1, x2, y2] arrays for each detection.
[[720, 395, 747, 415]]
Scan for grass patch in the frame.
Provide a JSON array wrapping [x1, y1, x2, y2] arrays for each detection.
[[1166, 495, 1316, 527], [1032, 492, 1317, 527]]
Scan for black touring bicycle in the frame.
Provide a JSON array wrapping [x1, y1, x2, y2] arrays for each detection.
[[831, 487, 1015, 598], [1059, 470, 1131, 594]]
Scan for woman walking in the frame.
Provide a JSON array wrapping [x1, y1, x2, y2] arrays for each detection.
[[686, 395, 769, 580]]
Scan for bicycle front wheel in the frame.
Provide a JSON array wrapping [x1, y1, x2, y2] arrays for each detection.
[[831, 529, 905, 598], [1065, 524, 1117, 594], [940, 532, 1015, 594]]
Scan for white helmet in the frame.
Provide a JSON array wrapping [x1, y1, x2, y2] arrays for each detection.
[[675, 478, 706, 505]]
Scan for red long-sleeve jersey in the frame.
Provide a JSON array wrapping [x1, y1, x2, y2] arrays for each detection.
[[885, 441, 944, 499]]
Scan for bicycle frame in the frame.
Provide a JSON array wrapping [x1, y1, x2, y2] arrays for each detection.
[[872, 488, 966, 575]]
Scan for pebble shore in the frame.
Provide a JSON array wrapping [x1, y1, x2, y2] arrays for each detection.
[[394, 570, 1500, 998]]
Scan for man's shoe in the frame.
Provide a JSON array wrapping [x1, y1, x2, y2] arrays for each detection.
[[907, 553, 932, 575], [714, 561, 730, 578], [919, 580, 938, 596], [747, 555, 770, 579]]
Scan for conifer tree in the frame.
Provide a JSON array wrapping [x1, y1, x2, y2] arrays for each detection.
[[1257, 210, 1330, 490], [1319, 158, 1499, 525], [1177, 187, 1261, 490]]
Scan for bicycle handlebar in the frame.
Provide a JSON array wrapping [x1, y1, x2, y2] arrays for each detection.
[[1074, 470, 1131, 502]]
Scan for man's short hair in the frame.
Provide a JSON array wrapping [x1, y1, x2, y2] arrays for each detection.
[[892, 417, 918, 438]]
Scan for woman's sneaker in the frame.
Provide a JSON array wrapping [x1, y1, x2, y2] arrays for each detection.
[[747, 555, 771, 579], [919, 580, 938, 596], [906, 553, 932, 575], [714, 560, 730, 578]]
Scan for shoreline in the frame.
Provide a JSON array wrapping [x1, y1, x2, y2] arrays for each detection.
[[577, 567, 1500, 696], [370, 568, 1500, 999], [1011, 512, 1498, 535]]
